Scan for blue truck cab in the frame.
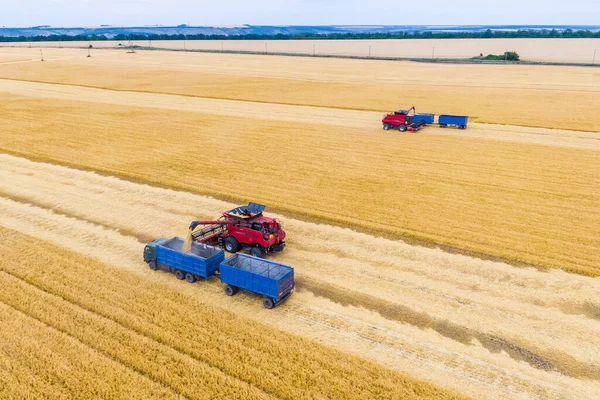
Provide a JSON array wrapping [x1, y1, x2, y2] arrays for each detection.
[[144, 237, 224, 282], [220, 254, 294, 309]]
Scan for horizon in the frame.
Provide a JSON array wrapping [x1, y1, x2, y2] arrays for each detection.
[[4, 24, 600, 29]]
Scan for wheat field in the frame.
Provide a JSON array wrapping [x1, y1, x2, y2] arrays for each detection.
[[1, 47, 599, 399], [0, 225, 463, 400], [0, 81, 598, 275], [0, 48, 600, 131], [3, 38, 600, 63], [0, 154, 599, 399]]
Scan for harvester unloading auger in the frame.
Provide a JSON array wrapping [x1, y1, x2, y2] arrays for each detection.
[[187, 202, 286, 258]]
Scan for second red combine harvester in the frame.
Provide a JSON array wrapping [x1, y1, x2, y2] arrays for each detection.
[[189, 202, 285, 258]]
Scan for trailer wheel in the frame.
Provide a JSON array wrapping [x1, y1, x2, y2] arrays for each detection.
[[174, 269, 185, 280], [383, 124, 390, 130], [224, 285, 238, 296], [398, 124, 407, 132], [148, 260, 158, 271], [185, 273, 196, 283], [263, 297, 275, 309], [224, 236, 240, 253], [460, 125, 466, 130], [250, 247, 263, 258], [440, 124, 447, 128]]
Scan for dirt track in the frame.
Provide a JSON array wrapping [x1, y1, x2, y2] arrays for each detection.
[[1, 154, 599, 399]]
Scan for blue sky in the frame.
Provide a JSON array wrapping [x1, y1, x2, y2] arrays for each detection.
[[2, 0, 599, 27]]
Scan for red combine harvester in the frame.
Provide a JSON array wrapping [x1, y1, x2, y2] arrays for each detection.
[[189, 202, 285, 258], [381, 106, 428, 132]]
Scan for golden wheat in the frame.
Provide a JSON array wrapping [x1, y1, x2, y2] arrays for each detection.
[[1, 155, 600, 399], [0, 48, 599, 131], [0, 92, 597, 275], [0, 226, 463, 400]]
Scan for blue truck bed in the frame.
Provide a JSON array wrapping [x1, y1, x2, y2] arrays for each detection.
[[219, 254, 294, 308], [144, 237, 224, 279], [438, 115, 468, 129]]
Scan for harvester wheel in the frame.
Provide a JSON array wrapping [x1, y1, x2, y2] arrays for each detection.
[[185, 273, 196, 283], [224, 236, 240, 253], [175, 269, 185, 280], [148, 260, 158, 271], [224, 285, 238, 296], [250, 247, 263, 258], [383, 124, 390, 130], [263, 297, 275, 309], [398, 124, 407, 132]]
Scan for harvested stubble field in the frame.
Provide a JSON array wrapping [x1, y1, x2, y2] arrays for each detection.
[[0, 47, 599, 399]]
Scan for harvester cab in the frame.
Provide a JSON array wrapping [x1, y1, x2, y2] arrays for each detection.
[[188, 202, 286, 258]]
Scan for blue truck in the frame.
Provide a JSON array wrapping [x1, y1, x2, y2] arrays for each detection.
[[143, 237, 294, 309], [438, 115, 468, 129]]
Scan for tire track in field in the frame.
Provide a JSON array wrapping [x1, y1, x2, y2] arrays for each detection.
[[1, 154, 600, 399], [1, 78, 599, 149]]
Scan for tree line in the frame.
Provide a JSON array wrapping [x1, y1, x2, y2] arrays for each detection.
[[1, 29, 599, 42]]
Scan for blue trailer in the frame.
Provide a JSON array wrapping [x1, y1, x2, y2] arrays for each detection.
[[438, 115, 468, 129], [219, 254, 294, 309], [412, 113, 435, 124], [144, 237, 295, 308], [144, 237, 224, 282]]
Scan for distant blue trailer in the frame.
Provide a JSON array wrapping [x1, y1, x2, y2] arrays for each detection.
[[220, 254, 295, 309], [412, 113, 435, 124], [144, 237, 224, 282], [144, 237, 295, 308], [438, 115, 468, 129]]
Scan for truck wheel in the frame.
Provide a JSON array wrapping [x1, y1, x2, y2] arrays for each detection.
[[224, 236, 240, 253], [383, 124, 390, 130], [185, 273, 196, 283], [263, 297, 275, 309], [148, 260, 158, 271], [398, 124, 407, 132], [250, 247, 263, 258], [175, 269, 185, 280], [224, 285, 238, 296]]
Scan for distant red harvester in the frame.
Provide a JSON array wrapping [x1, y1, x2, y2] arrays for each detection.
[[189, 202, 285, 258], [381, 106, 427, 132]]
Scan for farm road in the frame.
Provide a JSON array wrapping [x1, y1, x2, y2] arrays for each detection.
[[0, 78, 598, 150], [1, 154, 599, 399]]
